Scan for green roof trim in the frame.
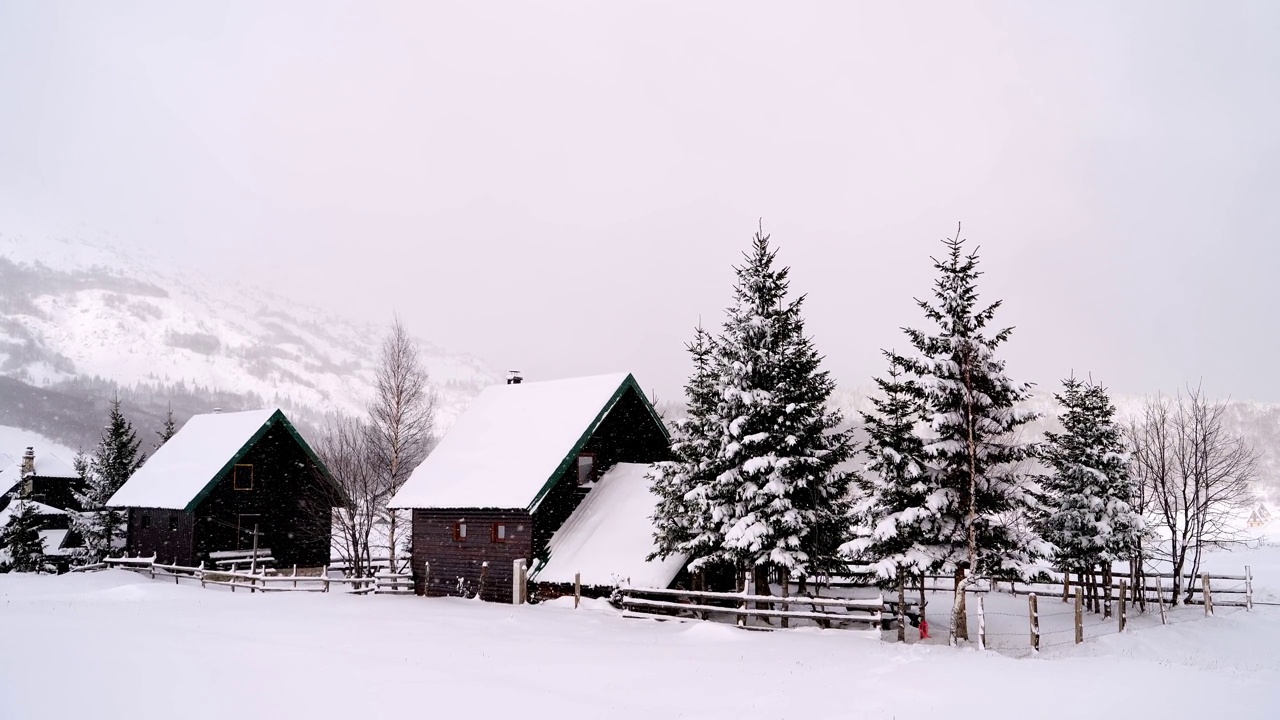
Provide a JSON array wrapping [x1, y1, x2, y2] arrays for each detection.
[[525, 373, 668, 513], [182, 409, 340, 512]]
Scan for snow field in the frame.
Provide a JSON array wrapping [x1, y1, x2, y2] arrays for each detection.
[[2, 545, 1279, 720]]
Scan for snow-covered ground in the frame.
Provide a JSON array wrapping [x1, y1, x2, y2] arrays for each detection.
[[2, 542, 1278, 719]]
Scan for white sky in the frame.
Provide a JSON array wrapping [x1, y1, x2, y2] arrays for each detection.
[[2, 1, 1278, 401]]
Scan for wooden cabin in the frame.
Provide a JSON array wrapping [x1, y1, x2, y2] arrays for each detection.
[[389, 373, 673, 602], [0, 446, 86, 571], [107, 408, 338, 568]]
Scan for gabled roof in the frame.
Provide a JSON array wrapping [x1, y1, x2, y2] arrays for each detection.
[[532, 462, 686, 589], [0, 449, 80, 483], [389, 373, 666, 510], [107, 408, 331, 511]]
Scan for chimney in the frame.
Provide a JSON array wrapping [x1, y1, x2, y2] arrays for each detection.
[[20, 447, 35, 479], [506, 370, 523, 385]]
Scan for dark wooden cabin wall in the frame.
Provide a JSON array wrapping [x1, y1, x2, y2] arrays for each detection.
[[126, 508, 195, 566], [411, 509, 532, 603], [191, 423, 332, 568]]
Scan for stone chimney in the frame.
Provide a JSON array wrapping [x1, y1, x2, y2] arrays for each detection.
[[19, 447, 35, 478], [506, 370, 523, 385]]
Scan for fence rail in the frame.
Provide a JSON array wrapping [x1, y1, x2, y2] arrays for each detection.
[[612, 586, 883, 631]]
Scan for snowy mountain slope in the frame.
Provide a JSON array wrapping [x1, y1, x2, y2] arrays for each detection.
[[0, 234, 498, 434]]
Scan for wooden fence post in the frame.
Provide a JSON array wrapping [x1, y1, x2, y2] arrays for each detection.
[[1028, 593, 1040, 652], [422, 561, 430, 597], [1062, 570, 1070, 603], [1118, 579, 1128, 632], [574, 572, 581, 609], [1074, 587, 1083, 644], [477, 561, 489, 599], [1202, 573, 1213, 617], [896, 575, 906, 643], [200, 562, 206, 589], [737, 568, 748, 628], [1156, 576, 1167, 625], [976, 593, 986, 651], [1245, 565, 1253, 611], [513, 559, 526, 605]]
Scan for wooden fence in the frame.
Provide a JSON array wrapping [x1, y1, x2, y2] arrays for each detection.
[[611, 586, 883, 631], [102, 556, 394, 594]]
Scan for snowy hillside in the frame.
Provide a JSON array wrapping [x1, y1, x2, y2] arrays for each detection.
[[0, 234, 498, 434]]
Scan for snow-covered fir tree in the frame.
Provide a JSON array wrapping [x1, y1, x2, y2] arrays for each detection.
[[71, 397, 146, 564], [901, 229, 1040, 643], [649, 325, 726, 571], [1038, 376, 1142, 581], [843, 353, 942, 583], [0, 501, 47, 573], [156, 404, 177, 448], [703, 228, 852, 584]]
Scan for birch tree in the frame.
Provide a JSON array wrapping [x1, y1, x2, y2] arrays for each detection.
[[368, 318, 437, 573]]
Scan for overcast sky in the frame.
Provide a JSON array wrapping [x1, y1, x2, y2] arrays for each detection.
[[2, 1, 1278, 401]]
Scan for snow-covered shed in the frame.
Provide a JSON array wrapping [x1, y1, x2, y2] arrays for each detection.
[[107, 408, 339, 568], [532, 462, 687, 591], [389, 373, 670, 602]]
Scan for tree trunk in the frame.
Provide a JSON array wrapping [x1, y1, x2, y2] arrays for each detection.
[[950, 567, 970, 644], [897, 572, 906, 643]]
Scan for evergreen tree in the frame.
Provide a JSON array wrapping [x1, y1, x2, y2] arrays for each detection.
[[844, 353, 942, 583], [71, 396, 146, 564], [1038, 376, 1142, 580], [901, 229, 1040, 643], [156, 404, 177, 448], [0, 501, 47, 573], [703, 228, 853, 583], [650, 325, 726, 571]]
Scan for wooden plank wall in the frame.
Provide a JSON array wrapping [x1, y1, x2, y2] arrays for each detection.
[[412, 509, 532, 603]]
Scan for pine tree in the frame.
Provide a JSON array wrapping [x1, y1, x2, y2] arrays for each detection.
[[156, 404, 177, 448], [1038, 376, 1142, 585], [71, 396, 146, 564], [844, 353, 942, 583], [650, 325, 726, 572], [1, 501, 47, 573], [703, 228, 853, 584], [901, 228, 1040, 643]]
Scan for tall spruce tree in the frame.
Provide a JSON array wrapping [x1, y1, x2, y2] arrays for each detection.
[[844, 353, 942, 581], [71, 396, 146, 563], [703, 228, 852, 585], [1039, 376, 1142, 586], [901, 229, 1040, 644], [0, 501, 47, 573], [650, 325, 725, 573]]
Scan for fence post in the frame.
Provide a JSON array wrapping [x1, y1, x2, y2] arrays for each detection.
[[1202, 573, 1213, 617], [477, 561, 489, 600], [513, 559, 526, 605], [737, 568, 748, 628], [1245, 565, 1253, 611], [1074, 587, 1084, 644], [1156, 576, 1167, 625], [574, 572, 581, 609], [1062, 570, 1070, 603], [422, 561, 430, 597], [200, 561, 206, 589], [976, 593, 986, 651], [1028, 593, 1040, 653], [1118, 579, 1128, 632]]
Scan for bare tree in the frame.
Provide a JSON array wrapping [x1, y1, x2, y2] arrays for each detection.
[[1129, 387, 1256, 604], [368, 317, 437, 574], [312, 416, 382, 579]]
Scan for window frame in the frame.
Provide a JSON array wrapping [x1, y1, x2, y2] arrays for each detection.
[[233, 463, 254, 491], [491, 522, 508, 543], [141, 514, 151, 529], [576, 452, 597, 486], [168, 515, 179, 532], [453, 521, 467, 542]]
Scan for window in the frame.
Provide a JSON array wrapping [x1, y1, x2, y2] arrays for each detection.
[[492, 523, 508, 543], [233, 464, 254, 491], [577, 453, 596, 486], [141, 514, 151, 529], [453, 521, 467, 542], [237, 514, 262, 551], [168, 516, 179, 532]]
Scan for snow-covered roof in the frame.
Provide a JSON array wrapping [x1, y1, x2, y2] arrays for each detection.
[[389, 373, 652, 510], [533, 462, 686, 589], [0, 500, 68, 528], [0, 449, 80, 481], [39, 529, 73, 556], [107, 408, 289, 511]]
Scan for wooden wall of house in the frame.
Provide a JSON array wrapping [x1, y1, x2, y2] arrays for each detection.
[[411, 509, 533, 603], [530, 385, 670, 560], [191, 423, 332, 568], [126, 508, 195, 566]]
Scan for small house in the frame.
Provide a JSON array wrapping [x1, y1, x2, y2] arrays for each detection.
[[107, 408, 338, 568], [0, 447, 85, 571], [389, 373, 671, 602], [1248, 504, 1272, 529]]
